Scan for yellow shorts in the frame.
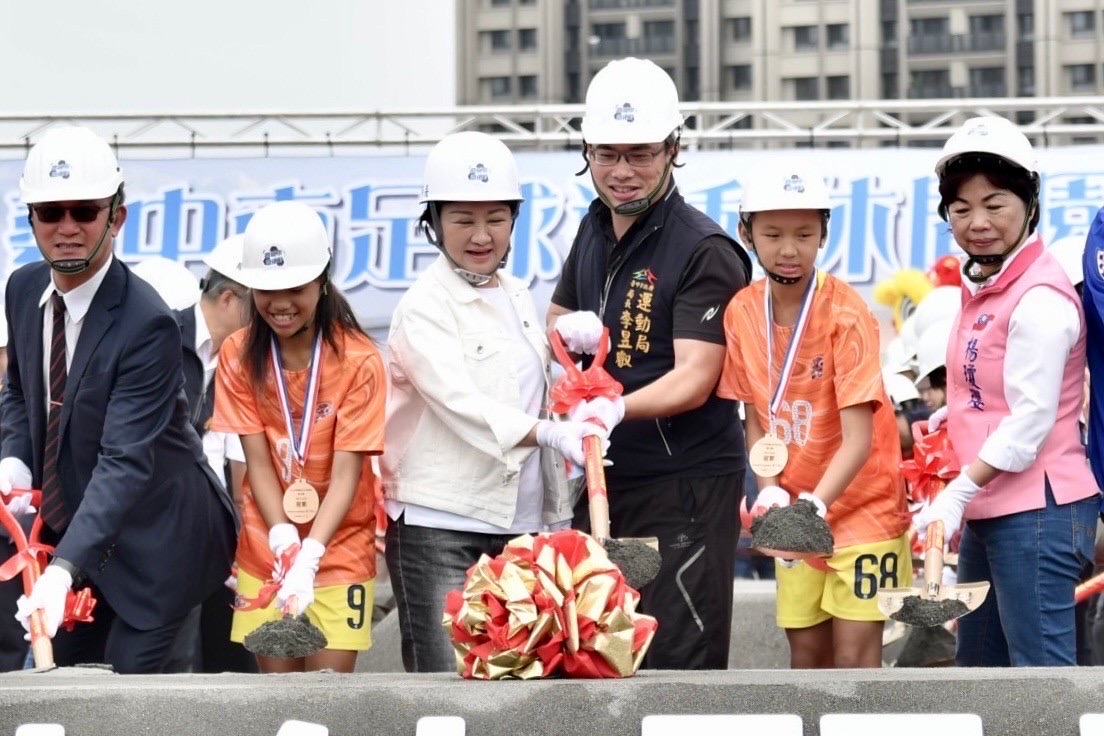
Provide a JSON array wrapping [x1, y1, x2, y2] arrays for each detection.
[[774, 532, 913, 629], [231, 569, 375, 651]]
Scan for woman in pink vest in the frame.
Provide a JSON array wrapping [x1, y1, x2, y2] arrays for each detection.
[[914, 116, 1100, 666]]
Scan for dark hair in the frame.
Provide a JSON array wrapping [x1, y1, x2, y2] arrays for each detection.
[[937, 154, 1040, 235], [928, 366, 947, 392], [244, 270, 367, 385], [200, 269, 248, 299]]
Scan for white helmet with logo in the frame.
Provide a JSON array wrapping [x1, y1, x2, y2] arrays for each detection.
[[20, 126, 123, 204], [132, 257, 201, 310], [203, 234, 246, 279], [911, 286, 960, 339], [740, 166, 832, 215], [935, 116, 1037, 178], [915, 319, 954, 385], [581, 57, 683, 145], [236, 202, 331, 290], [1048, 235, 1085, 287], [419, 132, 523, 205]]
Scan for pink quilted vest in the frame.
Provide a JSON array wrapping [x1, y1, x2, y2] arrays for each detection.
[[947, 235, 1097, 519]]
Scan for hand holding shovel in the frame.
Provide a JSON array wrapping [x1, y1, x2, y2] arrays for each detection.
[[878, 520, 990, 627], [549, 329, 661, 591]]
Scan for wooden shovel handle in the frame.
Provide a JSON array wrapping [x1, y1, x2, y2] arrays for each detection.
[[583, 434, 610, 540], [923, 520, 945, 599]]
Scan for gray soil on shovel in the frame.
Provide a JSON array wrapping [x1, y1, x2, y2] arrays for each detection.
[[604, 538, 662, 591], [891, 595, 970, 628], [244, 614, 328, 659], [750, 500, 834, 555]]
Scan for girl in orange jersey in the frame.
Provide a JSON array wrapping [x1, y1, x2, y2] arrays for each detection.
[[212, 201, 385, 673], [718, 165, 911, 669]]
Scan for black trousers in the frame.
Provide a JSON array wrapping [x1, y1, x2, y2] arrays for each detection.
[[573, 470, 743, 670], [0, 538, 29, 671]]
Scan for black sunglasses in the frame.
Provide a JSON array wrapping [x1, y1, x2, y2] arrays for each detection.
[[31, 203, 110, 224]]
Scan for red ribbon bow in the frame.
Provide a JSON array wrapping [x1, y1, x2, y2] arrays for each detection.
[[233, 546, 298, 612], [548, 329, 623, 415], [900, 422, 961, 505]]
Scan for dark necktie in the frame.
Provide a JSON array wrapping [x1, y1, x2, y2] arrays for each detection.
[[41, 291, 69, 532]]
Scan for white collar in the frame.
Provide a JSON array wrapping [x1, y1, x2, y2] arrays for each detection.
[[193, 300, 215, 366], [38, 255, 115, 322]]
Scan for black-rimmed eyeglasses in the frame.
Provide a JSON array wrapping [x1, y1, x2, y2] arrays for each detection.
[[588, 146, 667, 168]]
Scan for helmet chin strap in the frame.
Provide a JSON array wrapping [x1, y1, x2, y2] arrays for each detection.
[[592, 158, 673, 217], [427, 202, 508, 287], [961, 203, 1033, 285], [748, 244, 802, 286], [39, 191, 122, 276]]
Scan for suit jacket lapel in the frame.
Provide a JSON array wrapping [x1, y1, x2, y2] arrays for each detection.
[[27, 270, 48, 442], [60, 260, 124, 433]]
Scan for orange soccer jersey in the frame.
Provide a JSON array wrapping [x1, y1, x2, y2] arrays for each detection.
[[212, 327, 386, 586], [718, 274, 909, 548]]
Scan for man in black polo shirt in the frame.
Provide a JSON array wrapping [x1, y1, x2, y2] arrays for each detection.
[[548, 57, 751, 669]]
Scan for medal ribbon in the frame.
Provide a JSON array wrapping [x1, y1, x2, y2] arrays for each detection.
[[270, 333, 323, 468], [764, 273, 818, 424]]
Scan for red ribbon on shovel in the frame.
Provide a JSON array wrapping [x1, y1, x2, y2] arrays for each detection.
[[233, 546, 299, 612], [0, 489, 97, 667]]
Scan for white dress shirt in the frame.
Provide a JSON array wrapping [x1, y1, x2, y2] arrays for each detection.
[[39, 255, 114, 414], [192, 301, 242, 483], [963, 241, 1081, 472]]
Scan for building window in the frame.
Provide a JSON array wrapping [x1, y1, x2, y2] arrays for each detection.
[[791, 25, 819, 51], [519, 0, 536, 4], [882, 20, 897, 47], [519, 28, 538, 51], [827, 24, 849, 50], [826, 75, 850, 100], [969, 67, 1005, 97], [519, 75, 539, 99], [592, 22, 626, 41], [481, 29, 511, 54], [1018, 13, 1035, 41], [728, 64, 752, 91], [1018, 66, 1035, 96], [784, 76, 819, 100], [910, 17, 949, 36], [643, 20, 675, 53], [969, 14, 1003, 35], [909, 69, 951, 98], [483, 76, 512, 100], [882, 73, 898, 99], [1068, 63, 1096, 91], [1067, 11, 1095, 39], [729, 16, 752, 43], [490, 0, 510, 6]]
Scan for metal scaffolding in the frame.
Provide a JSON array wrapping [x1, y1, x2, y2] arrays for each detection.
[[4, 96, 1104, 158]]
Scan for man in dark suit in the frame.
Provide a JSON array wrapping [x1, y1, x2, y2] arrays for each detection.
[[0, 125, 236, 674]]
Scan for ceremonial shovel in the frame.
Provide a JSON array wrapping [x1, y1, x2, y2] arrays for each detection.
[[549, 330, 661, 591], [877, 520, 990, 627]]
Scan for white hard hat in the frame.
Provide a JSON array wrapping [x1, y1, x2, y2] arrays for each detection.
[[915, 319, 954, 385], [418, 132, 523, 205], [203, 234, 246, 279], [1048, 235, 1085, 287], [131, 257, 201, 310], [883, 368, 920, 405], [935, 116, 1037, 178], [581, 57, 683, 145], [740, 167, 832, 215], [237, 202, 331, 291], [20, 126, 123, 204], [883, 336, 915, 376], [911, 286, 961, 340]]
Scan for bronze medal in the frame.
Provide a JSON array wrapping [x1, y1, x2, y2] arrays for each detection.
[[749, 434, 789, 478], [283, 479, 320, 524]]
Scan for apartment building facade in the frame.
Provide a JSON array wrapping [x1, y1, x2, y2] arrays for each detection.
[[456, 0, 1104, 143]]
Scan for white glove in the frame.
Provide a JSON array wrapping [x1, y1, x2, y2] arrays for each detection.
[[798, 492, 828, 518], [913, 471, 982, 541], [4, 493, 36, 518], [0, 457, 32, 496], [268, 522, 301, 557], [536, 420, 606, 467], [750, 485, 790, 517], [568, 396, 625, 435], [224, 563, 239, 593], [14, 564, 72, 638], [276, 538, 325, 614], [927, 405, 949, 432], [554, 311, 605, 355]]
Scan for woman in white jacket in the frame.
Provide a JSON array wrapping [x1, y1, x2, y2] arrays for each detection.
[[382, 132, 602, 672]]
